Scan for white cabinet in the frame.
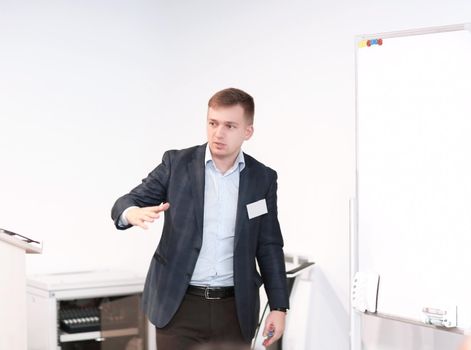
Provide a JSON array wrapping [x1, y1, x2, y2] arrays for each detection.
[[27, 270, 154, 350]]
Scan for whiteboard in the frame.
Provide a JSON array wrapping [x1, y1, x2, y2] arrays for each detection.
[[356, 24, 471, 330]]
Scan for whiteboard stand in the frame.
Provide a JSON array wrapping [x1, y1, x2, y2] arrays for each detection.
[[350, 198, 361, 350]]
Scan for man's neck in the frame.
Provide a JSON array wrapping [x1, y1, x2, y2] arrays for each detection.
[[212, 152, 240, 173]]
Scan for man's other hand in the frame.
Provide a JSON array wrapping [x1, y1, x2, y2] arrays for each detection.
[[459, 337, 471, 350], [262, 310, 286, 347]]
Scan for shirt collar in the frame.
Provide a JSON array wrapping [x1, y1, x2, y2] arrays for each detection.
[[205, 144, 245, 175]]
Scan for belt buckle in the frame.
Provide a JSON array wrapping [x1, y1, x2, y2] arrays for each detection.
[[204, 287, 221, 300]]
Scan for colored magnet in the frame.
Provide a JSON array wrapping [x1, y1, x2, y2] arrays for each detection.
[[359, 38, 383, 48]]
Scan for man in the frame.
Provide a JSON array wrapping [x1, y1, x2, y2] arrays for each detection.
[[111, 88, 289, 349]]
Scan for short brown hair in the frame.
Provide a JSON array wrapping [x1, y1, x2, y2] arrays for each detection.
[[208, 88, 255, 124]]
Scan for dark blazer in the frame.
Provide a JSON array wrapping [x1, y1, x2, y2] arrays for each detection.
[[111, 144, 289, 341]]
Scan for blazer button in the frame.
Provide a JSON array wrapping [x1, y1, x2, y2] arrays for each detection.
[[194, 247, 201, 252]]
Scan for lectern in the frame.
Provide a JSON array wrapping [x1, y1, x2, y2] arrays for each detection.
[[0, 228, 42, 350]]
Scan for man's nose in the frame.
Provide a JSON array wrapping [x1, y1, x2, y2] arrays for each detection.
[[214, 125, 224, 138]]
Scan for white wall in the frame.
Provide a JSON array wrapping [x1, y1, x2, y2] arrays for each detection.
[[1, 0, 470, 349]]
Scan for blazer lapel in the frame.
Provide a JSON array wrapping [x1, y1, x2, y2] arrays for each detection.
[[234, 155, 251, 250], [188, 145, 206, 243]]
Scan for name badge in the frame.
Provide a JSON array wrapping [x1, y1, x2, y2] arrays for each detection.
[[246, 199, 268, 219]]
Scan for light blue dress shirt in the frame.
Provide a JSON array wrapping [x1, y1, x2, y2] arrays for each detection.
[[190, 145, 245, 287]]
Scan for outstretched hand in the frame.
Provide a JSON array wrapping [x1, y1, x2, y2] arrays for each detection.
[[125, 203, 170, 229]]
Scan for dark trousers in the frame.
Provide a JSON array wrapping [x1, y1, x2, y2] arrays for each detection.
[[156, 292, 248, 350]]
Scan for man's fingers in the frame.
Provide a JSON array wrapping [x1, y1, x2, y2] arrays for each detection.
[[262, 323, 270, 337], [128, 204, 168, 229], [160, 202, 170, 210], [146, 211, 160, 219], [143, 212, 160, 220], [136, 220, 148, 230], [263, 330, 281, 347], [157, 202, 170, 212], [272, 330, 282, 342], [265, 338, 277, 347], [148, 203, 170, 213], [142, 215, 155, 223]]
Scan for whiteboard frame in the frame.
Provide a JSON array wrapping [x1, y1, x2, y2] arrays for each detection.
[[351, 23, 471, 350]]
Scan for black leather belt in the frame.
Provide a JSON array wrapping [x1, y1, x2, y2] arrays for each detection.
[[187, 285, 235, 300]]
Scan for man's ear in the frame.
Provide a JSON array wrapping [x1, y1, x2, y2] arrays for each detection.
[[245, 125, 254, 140]]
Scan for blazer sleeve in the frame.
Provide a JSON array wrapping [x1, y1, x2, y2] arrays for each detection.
[[256, 171, 290, 310], [111, 151, 172, 230]]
